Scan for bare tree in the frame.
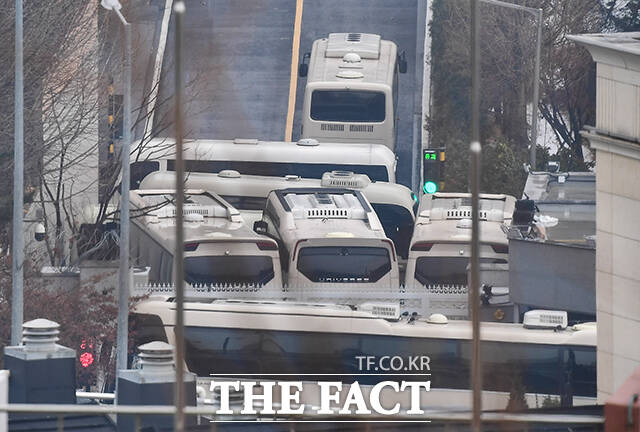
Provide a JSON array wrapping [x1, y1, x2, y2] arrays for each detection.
[[537, 0, 603, 170], [429, 0, 605, 185], [29, 1, 209, 266], [0, 0, 96, 253]]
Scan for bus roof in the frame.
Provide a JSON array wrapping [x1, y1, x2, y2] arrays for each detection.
[[266, 188, 388, 244], [134, 298, 596, 347], [307, 33, 398, 86], [410, 193, 515, 245], [133, 138, 396, 165], [129, 189, 266, 247], [139, 170, 415, 214]]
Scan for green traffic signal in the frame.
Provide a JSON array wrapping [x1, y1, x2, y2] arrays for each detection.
[[423, 181, 438, 194]]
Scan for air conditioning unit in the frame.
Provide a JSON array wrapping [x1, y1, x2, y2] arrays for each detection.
[[523, 310, 568, 330], [321, 171, 371, 189], [359, 302, 400, 321]]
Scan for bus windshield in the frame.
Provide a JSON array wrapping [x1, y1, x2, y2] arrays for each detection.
[[184, 255, 274, 286], [297, 246, 391, 283], [415, 256, 508, 286], [310, 90, 386, 122]]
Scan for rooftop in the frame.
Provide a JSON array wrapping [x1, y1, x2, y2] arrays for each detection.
[[568, 32, 640, 72], [129, 189, 262, 245], [273, 188, 386, 240], [568, 32, 640, 56], [522, 172, 595, 246], [412, 193, 514, 244], [308, 33, 397, 85]]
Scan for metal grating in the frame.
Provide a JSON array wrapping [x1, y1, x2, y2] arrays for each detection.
[[320, 123, 345, 131], [306, 208, 350, 218], [349, 124, 374, 132], [444, 208, 488, 220]]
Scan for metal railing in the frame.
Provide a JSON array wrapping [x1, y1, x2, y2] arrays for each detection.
[[133, 282, 473, 318], [0, 402, 604, 426]]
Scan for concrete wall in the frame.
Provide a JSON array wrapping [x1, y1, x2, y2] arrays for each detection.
[[572, 33, 640, 402], [593, 139, 640, 402], [508, 239, 595, 316], [596, 63, 640, 139]]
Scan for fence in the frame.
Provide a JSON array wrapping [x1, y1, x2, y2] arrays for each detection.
[[132, 282, 471, 319]]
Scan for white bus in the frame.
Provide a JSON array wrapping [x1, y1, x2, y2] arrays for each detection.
[[256, 188, 400, 290], [405, 193, 516, 290], [299, 33, 407, 151], [130, 138, 397, 189], [139, 170, 417, 258], [131, 299, 597, 413], [129, 189, 282, 288]]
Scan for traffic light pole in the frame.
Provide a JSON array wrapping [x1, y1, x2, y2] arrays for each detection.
[[11, 0, 24, 346], [111, 6, 131, 382]]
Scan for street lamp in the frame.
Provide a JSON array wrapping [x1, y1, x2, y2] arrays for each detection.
[[100, 0, 132, 381], [479, 0, 543, 169]]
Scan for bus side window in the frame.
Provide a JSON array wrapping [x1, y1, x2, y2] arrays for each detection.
[[393, 67, 399, 127], [159, 251, 173, 284], [280, 246, 290, 274], [131, 224, 141, 265], [262, 212, 288, 273], [264, 201, 281, 232], [130, 313, 168, 346]]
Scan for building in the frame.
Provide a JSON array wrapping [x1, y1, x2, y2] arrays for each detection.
[[569, 32, 640, 403]]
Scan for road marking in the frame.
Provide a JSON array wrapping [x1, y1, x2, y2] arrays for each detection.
[[284, 0, 304, 142]]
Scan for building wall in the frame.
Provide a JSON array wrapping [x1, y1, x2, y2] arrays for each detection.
[[595, 142, 640, 402], [596, 63, 640, 139], [580, 36, 640, 402]]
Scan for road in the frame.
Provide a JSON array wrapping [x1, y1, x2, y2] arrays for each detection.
[[153, 0, 422, 188]]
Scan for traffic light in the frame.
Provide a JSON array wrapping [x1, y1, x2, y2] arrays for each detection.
[[108, 82, 123, 140], [422, 148, 445, 194]]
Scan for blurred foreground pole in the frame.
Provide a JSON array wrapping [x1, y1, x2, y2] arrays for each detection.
[[470, 141, 482, 431], [11, 0, 24, 346], [173, 1, 186, 431], [470, 0, 482, 430]]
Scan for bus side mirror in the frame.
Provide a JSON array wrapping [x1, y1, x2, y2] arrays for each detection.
[[298, 52, 310, 77], [253, 220, 268, 234], [398, 51, 408, 74]]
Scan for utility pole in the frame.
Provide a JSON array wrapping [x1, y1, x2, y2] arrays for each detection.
[[100, 0, 132, 382], [173, 2, 187, 430], [413, 0, 427, 195], [531, 10, 542, 169], [11, 0, 24, 346]]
